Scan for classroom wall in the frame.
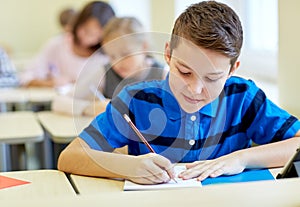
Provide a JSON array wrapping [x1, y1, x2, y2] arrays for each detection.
[[150, 0, 174, 34], [0, 0, 96, 59], [278, 0, 300, 118], [0, 0, 173, 61]]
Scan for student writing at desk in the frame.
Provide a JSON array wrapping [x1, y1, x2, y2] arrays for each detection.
[[58, 1, 300, 184], [20, 1, 115, 88], [58, 7, 77, 33], [0, 47, 19, 88], [52, 17, 167, 116]]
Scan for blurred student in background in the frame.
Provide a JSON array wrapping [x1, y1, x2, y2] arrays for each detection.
[[52, 17, 168, 116], [58, 7, 77, 33], [20, 1, 115, 88], [0, 47, 19, 88]]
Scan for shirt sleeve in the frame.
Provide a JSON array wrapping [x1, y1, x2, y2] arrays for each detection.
[[244, 81, 300, 144], [78, 89, 134, 151]]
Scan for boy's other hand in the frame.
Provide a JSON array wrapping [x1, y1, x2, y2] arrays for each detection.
[[178, 151, 245, 181], [126, 153, 176, 184]]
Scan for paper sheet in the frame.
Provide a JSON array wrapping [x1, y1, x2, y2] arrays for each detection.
[[123, 165, 202, 191]]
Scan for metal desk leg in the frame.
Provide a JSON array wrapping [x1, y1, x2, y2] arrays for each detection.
[[0, 143, 11, 172]]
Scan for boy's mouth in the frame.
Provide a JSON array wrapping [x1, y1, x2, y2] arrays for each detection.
[[182, 94, 202, 104]]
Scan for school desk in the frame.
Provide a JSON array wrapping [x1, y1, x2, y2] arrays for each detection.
[[69, 165, 282, 195], [0, 88, 27, 111], [0, 169, 76, 199], [26, 87, 56, 104], [37, 111, 92, 144], [0, 87, 56, 111], [0, 111, 44, 171], [2, 176, 300, 207], [36, 111, 92, 168]]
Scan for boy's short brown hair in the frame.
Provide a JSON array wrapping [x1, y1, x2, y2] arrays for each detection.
[[170, 1, 243, 67]]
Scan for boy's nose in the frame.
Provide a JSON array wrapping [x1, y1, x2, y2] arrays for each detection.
[[189, 78, 204, 94]]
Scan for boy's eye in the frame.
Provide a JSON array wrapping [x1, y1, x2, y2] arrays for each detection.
[[205, 76, 221, 82], [177, 68, 191, 76]]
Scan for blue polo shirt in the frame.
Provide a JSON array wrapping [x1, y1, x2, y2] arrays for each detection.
[[79, 75, 300, 163]]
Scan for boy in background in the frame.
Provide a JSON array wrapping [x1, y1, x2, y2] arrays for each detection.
[[52, 17, 166, 116]]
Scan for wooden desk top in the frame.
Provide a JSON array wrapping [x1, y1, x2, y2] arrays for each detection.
[[71, 175, 124, 194], [0, 111, 43, 144], [0, 170, 76, 199], [37, 111, 92, 143], [0, 87, 56, 104], [26, 87, 56, 103], [0, 88, 27, 103], [70, 167, 283, 195], [2, 176, 300, 207]]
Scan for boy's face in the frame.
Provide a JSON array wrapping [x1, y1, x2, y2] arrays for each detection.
[[165, 40, 236, 113], [103, 39, 147, 79]]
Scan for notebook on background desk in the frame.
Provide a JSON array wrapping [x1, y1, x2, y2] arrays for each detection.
[[123, 166, 275, 191]]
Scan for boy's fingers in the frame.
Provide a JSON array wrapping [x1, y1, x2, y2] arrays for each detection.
[[185, 161, 205, 169], [197, 163, 225, 181], [179, 161, 211, 178], [152, 154, 175, 180], [209, 168, 224, 178], [147, 166, 171, 183]]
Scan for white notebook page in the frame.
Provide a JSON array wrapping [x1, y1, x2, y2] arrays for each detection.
[[123, 165, 202, 191]]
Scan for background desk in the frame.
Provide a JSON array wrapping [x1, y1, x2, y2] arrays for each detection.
[[37, 111, 92, 168], [37, 111, 92, 144], [0, 111, 44, 171], [0, 88, 27, 111], [2, 176, 300, 207], [0, 87, 56, 111], [0, 170, 76, 198]]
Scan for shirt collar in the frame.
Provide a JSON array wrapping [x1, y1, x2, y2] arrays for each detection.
[[199, 97, 219, 118]]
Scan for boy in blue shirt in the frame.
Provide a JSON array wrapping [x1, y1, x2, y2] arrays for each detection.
[[58, 1, 300, 184]]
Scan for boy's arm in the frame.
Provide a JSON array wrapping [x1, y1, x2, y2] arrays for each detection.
[[179, 131, 300, 181], [82, 99, 111, 117], [57, 137, 176, 184]]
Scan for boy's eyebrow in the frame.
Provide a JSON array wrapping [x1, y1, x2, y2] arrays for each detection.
[[177, 61, 193, 70], [177, 61, 226, 75]]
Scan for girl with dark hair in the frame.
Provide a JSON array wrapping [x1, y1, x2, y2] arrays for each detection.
[[20, 1, 115, 88]]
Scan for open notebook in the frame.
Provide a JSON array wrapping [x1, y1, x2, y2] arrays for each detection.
[[123, 165, 202, 191]]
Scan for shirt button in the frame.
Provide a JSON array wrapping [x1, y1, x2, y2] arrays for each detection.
[[190, 115, 196, 121], [189, 140, 195, 146]]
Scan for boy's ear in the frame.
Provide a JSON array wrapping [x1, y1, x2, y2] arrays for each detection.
[[229, 60, 240, 77], [164, 42, 171, 65]]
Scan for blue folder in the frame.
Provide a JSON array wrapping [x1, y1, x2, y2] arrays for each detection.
[[202, 169, 275, 186]]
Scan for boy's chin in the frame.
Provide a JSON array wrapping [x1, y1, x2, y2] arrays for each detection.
[[181, 105, 203, 114]]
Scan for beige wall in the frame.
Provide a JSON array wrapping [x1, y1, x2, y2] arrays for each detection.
[[0, 0, 93, 58], [278, 0, 300, 118], [0, 0, 173, 60], [151, 0, 174, 34]]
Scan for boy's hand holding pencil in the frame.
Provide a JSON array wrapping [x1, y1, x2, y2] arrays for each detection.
[[123, 114, 177, 184]]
